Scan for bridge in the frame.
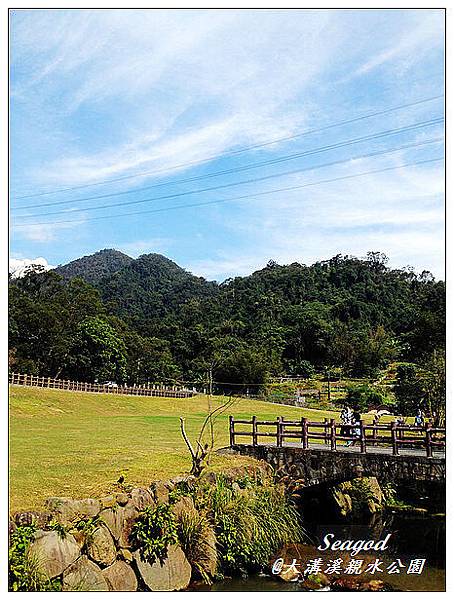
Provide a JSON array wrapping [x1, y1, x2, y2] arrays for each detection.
[[223, 416, 445, 485]]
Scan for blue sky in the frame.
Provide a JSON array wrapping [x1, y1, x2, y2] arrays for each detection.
[[9, 8, 445, 280]]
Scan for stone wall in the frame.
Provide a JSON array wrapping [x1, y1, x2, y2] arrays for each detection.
[[11, 478, 194, 591], [224, 445, 445, 487], [10, 462, 273, 592]]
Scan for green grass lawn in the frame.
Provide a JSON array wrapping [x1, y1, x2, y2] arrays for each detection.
[[9, 385, 395, 513], [10, 385, 343, 512]]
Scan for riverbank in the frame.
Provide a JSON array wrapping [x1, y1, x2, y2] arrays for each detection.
[[9, 459, 445, 592]]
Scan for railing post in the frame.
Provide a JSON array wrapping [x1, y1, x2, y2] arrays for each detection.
[[324, 418, 329, 445], [229, 416, 235, 447], [425, 422, 433, 458], [252, 416, 258, 446], [359, 420, 366, 453], [372, 423, 377, 445], [330, 418, 336, 451], [391, 421, 399, 456], [277, 416, 283, 447], [301, 417, 308, 449]]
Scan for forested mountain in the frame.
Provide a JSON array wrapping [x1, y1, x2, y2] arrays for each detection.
[[9, 250, 445, 386], [98, 253, 218, 330], [54, 249, 133, 284]]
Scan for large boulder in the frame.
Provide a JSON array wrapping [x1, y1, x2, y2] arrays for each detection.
[[45, 497, 101, 525], [171, 496, 197, 519], [130, 488, 155, 512], [28, 530, 80, 579], [119, 504, 139, 548], [14, 511, 51, 529], [63, 556, 109, 591], [103, 560, 138, 591], [331, 477, 384, 517], [99, 508, 123, 541], [133, 544, 191, 591], [150, 481, 170, 505], [99, 504, 138, 548], [87, 525, 117, 567], [330, 486, 353, 518]]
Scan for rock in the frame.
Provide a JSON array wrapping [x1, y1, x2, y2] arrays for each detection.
[[14, 511, 51, 529], [330, 486, 353, 517], [150, 481, 170, 505], [63, 556, 109, 591], [278, 564, 301, 582], [116, 493, 129, 506], [9, 519, 16, 542], [133, 545, 192, 591], [99, 508, 123, 541], [302, 573, 330, 589], [99, 495, 117, 509], [361, 579, 385, 591], [130, 487, 155, 511], [167, 475, 196, 489], [87, 525, 117, 566], [103, 560, 138, 591], [119, 548, 133, 562], [99, 505, 138, 548], [332, 576, 362, 591], [28, 530, 80, 579], [171, 496, 197, 519], [45, 497, 101, 525], [119, 504, 139, 548]]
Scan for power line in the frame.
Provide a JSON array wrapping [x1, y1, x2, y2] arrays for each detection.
[[12, 94, 443, 200], [13, 156, 443, 228], [14, 116, 444, 212], [16, 119, 444, 219]]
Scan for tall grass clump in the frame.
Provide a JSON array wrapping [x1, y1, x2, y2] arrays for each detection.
[[198, 476, 304, 575], [177, 510, 217, 583]]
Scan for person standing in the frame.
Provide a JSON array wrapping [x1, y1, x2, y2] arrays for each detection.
[[346, 408, 361, 447], [414, 409, 424, 427]]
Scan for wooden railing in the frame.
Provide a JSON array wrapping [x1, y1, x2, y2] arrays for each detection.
[[229, 416, 445, 458], [9, 372, 196, 399]]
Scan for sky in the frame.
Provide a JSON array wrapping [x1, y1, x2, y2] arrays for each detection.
[[9, 8, 445, 281]]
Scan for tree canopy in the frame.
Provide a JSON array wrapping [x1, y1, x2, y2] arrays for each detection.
[[9, 251, 445, 386]]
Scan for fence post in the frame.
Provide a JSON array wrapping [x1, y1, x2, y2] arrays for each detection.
[[229, 416, 235, 446], [330, 418, 336, 451], [277, 416, 283, 447], [391, 421, 398, 456], [359, 420, 366, 453], [324, 418, 329, 444], [301, 417, 308, 449], [425, 422, 433, 458], [252, 416, 258, 446]]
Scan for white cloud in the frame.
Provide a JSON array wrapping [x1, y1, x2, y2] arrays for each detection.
[[9, 256, 55, 278], [352, 10, 444, 77], [11, 219, 85, 242]]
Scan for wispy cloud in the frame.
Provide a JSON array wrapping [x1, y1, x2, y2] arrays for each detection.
[[10, 9, 444, 279]]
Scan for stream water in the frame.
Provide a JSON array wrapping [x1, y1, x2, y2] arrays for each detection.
[[188, 511, 445, 592]]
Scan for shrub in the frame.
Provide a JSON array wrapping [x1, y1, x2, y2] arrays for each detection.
[[345, 383, 392, 412], [131, 504, 178, 565]]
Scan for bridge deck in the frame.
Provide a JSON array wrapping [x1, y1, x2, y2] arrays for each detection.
[[258, 440, 445, 458]]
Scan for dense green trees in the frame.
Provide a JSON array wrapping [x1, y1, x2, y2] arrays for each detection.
[[9, 251, 445, 388]]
